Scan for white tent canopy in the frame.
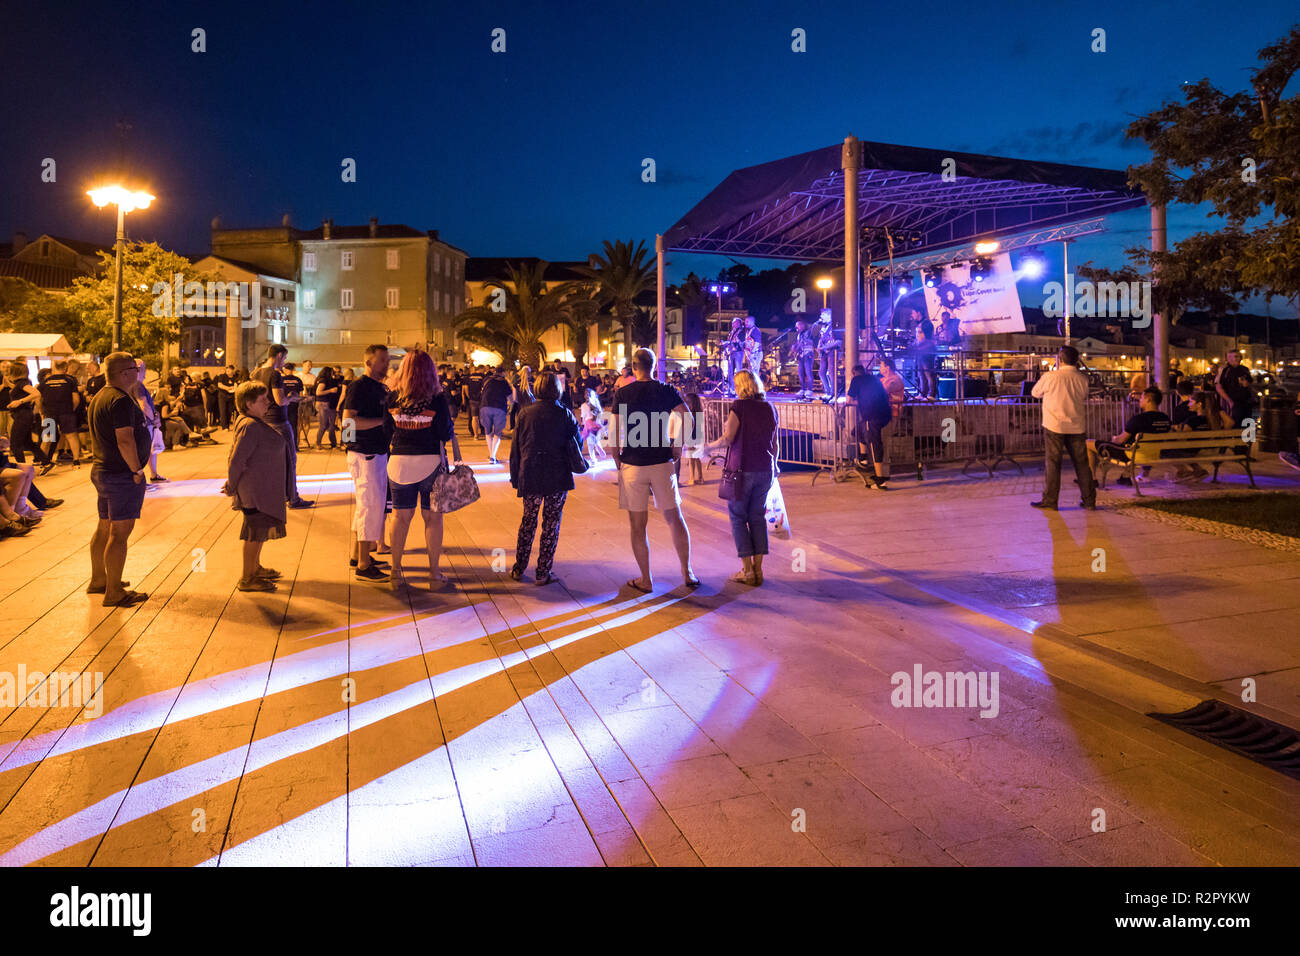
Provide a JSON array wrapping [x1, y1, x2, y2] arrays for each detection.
[[0, 333, 75, 359]]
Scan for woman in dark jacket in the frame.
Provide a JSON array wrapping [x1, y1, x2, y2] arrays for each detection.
[[703, 369, 778, 587], [508, 371, 580, 585], [314, 366, 342, 448], [224, 381, 289, 592]]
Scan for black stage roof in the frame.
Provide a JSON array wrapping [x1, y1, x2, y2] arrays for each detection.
[[662, 140, 1146, 262]]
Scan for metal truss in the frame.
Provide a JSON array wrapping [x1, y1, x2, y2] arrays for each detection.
[[863, 218, 1108, 276]]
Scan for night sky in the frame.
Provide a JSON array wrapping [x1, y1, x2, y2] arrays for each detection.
[[2, 0, 1296, 305]]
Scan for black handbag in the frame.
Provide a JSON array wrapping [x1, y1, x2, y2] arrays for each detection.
[[567, 429, 589, 474], [717, 440, 740, 500]]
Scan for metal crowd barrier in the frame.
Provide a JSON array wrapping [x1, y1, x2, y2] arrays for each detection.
[[697, 394, 1146, 483]]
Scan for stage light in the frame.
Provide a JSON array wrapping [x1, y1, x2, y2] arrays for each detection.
[[923, 267, 944, 289], [897, 273, 913, 291], [974, 240, 1000, 255], [815, 277, 833, 291], [1020, 247, 1046, 279], [971, 258, 993, 282]]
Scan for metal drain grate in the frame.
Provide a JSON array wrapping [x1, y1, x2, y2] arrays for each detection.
[[1149, 700, 1300, 781]]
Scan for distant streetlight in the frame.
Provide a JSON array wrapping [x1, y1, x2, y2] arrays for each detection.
[[88, 185, 155, 351], [815, 276, 833, 309]]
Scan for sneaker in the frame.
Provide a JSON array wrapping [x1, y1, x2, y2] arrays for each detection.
[[354, 564, 390, 582], [1029, 500, 1057, 510], [1116, 476, 1133, 486], [349, 558, 389, 570], [1081, 502, 1097, 510], [149, 475, 169, 483], [38, 461, 55, 477], [288, 498, 313, 509]]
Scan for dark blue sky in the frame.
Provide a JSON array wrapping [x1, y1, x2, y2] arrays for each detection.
[[2, 0, 1296, 303]]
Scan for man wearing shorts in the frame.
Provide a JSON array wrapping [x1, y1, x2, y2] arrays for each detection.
[[479, 366, 512, 464], [342, 344, 392, 581], [39, 358, 84, 465], [87, 352, 151, 607], [610, 348, 698, 592]]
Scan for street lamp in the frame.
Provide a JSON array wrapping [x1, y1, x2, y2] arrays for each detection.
[[88, 185, 155, 352], [815, 276, 833, 309]]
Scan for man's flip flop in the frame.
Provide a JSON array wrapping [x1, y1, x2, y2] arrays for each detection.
[[86, 580, 130, 594], [102, 590, 148, 608], [626, 579, 652, 594], [683, 577, 702, 589]]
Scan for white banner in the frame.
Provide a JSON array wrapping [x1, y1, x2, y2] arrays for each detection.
[[922, 252, 1025, 337]]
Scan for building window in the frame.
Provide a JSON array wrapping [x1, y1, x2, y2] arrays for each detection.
[[303, 289, 316, 310], [455, 297, 461, 313], [283, 289, 295, 302], [386, 287, 399, 309], [340, 329, 352, 345], [341, 250, 354, 270], [433, 251, 440, 274], [386, 249, 399, 270], [263, 285, 274, 298], [303, 252, 317, 272], [301, 328, 315, 345], [444, 258, 450, 277], [340, 288, 354, 309]]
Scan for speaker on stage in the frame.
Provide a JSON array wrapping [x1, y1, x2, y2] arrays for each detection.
[[683, 304, 703, 347]]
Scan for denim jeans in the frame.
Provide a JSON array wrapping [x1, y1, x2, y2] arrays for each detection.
[[728, 470, 772, 558], [1043, 429, 1094, 506]]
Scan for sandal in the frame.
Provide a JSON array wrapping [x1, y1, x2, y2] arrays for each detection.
[[730, 570, 757, 586], [102, 590, 148, 607], [254, 567, 282, 579], [237, 578, 277, 592], [626, 578, 652, 594], [509, 567, 524, 581], [683, 575, 702, 589]]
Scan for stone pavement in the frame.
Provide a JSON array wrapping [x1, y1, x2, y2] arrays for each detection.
[[0, 432, 1297, 866]]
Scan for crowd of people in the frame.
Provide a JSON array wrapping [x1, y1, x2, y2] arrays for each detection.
[[63, 341, 782, 604]]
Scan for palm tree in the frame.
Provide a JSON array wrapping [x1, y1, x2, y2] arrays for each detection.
[[454, 260, 576, 369], [577, 239, 658, 349], [561, 293, 601, 368]]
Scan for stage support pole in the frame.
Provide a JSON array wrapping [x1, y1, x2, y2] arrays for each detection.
[[656, 233, 666, 381], [1150, 204, 1168, 391], [843, 135, 861, 394]]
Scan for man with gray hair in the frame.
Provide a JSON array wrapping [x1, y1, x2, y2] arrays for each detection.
[[1031, 345, 1095, 510], [610, 348, 699, 592]]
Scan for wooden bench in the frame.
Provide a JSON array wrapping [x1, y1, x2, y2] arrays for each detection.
[[1096, 429, 1256, 496]]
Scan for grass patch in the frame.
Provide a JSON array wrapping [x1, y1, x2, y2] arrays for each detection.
[[1130, 493, 1300, 538]]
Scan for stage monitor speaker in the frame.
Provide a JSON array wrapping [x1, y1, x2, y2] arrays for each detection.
[[682, 304, 703, 347], [938, 376, 990, 400]]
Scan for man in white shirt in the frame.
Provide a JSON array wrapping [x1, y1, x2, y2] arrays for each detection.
[[1030, 345, 1095, 510]]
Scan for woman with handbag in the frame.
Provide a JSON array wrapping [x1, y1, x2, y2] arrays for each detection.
[[314, 366, 342, 449], [508, 371, 583, 585], [703, 369, 778, 586], [385, 350, 459, 588]]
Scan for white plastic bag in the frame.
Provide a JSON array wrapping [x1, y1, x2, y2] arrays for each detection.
[[765, 477, 791, 538]]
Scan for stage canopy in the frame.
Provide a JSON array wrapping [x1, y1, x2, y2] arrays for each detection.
[[662, 140, 1147, 262]]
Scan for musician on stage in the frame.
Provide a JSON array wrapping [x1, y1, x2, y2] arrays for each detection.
[[724, 318, 745, 393], [743, 315, 762, 377], [793, 319, 816, 401], [815, 309, 841, 401]]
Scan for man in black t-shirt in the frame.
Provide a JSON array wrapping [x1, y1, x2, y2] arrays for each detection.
[[610, 348, 697, 591], [87, 352, 151, 607], [38, 358, 84, 464], [254, 344, 310, 508], [846, 365, 892, 489], [281, 363, 306, 449], [215, 365, 236, 429], [1215, 349, 1255, 427], [342, 344, 392, 580], [462, 367, 485, 438], [1088, 386, 1171, 483]]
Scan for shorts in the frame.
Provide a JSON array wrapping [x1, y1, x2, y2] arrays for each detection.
[[346, 450, 388, 541], [55, 412, 79, 435], [480, 406, 507, 437], [92, 469, 147, 521], [467, 401, 481, 421], [391, 469, 439, 510], [617, 460, 681, 512]]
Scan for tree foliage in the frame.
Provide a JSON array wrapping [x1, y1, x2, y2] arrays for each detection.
[[1124, 24, 1300, 305], [577, 239, 658, 348], [454, 260, 577, 368]]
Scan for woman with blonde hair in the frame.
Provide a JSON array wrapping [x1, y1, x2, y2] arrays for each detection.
[[703, 369, 778, 586], [386, 349, 459, 587], [224, 380, 288, 592]]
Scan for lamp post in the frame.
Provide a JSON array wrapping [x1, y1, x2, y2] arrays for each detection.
[[816, 276, 832, 309], [87, 185, 155, 352]]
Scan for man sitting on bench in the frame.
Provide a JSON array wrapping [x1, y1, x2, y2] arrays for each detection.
[[1087, 386, 1170, 486]]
